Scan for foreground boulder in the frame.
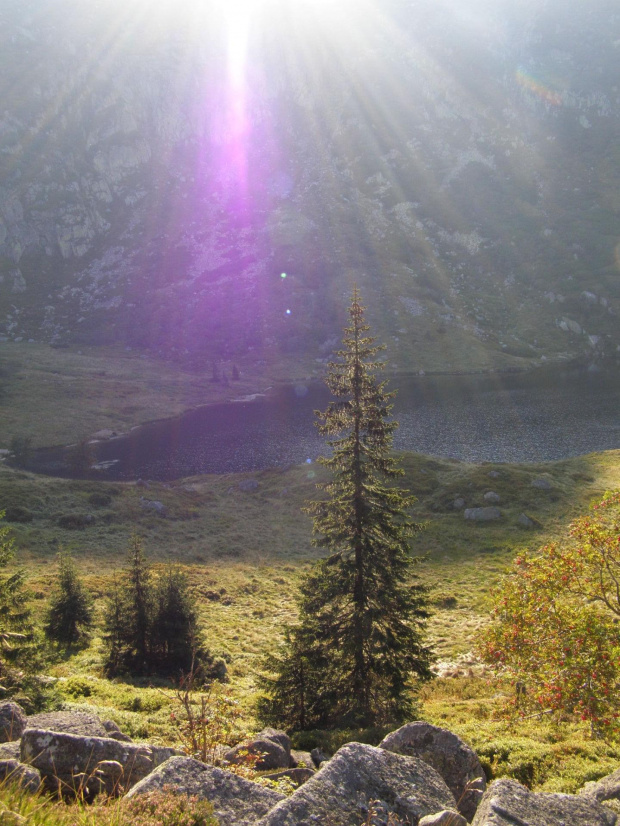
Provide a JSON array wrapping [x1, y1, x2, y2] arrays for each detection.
[[126, 756, 285, 826], [580, 767, 620, 806], [20, 729, 154, 794], [0, 759, 41, 792], [256, 742, 456, 826], [379, 722, 486, 821], [225, 728, 291, 770], [0, 703, 27, 743], [26, 711, 108, 738], [472, 778, 617, 826]]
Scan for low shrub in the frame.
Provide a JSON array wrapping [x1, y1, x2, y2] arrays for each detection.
[[88, 493, 112, 507], [4, 506, 33, 523], [57, 514, 95, 530]]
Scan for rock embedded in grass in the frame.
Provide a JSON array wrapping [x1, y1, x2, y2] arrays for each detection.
[[0, 759, 41, 792], [0, 703, 27, 743], [464, 506, 501, 521], [224, 728, 291, 770], [379, 722, 486, 821], [517, 513, 536, 528]]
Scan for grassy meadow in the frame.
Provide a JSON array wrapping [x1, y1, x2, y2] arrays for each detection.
[[3, 441, 620, 796], [3, 341, 620, 801]]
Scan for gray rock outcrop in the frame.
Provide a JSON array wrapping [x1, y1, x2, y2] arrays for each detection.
[[125, 756, 285, 826], [257, 742, 456, 826], [464, 507, 501, 522], [20, 729, 154, 794], [379, 722, 485, 821], [483, 491, 500, 504], [26, 711, 108, 738], [472, 778, 617, 826], [0, 703, 27, 743]]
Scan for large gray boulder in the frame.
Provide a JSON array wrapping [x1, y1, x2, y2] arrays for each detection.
[[20, 729, 154, 794], [225, 728, 291, 770], [380, 722, 486, 821], [256, 742, 456, 826], [125, 756, 285, 826], [26, 711, 108, 738], [472, 778, 617, 826], [0, 703, 27, 743]]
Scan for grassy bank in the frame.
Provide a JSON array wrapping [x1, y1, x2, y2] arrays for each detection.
[[0, 341, 301, 450]]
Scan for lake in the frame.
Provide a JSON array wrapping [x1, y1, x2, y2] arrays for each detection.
[[30, 363, 620, 481]]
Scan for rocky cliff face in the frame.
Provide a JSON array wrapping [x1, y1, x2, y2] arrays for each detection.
[[0, 0, 618, 371]]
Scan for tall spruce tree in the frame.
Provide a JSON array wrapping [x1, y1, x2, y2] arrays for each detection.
[[44, 549, 94, 648], [259, 289, 432, 728]]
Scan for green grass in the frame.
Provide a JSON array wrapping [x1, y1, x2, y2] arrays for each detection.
[[0, 782, 217, 826], [0, 342, 295, 450]]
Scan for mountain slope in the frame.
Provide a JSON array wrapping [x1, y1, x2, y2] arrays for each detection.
[[0, 0, 618, 372]]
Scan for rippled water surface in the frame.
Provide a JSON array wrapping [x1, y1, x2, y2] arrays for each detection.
[[32, 364, 620, 480]]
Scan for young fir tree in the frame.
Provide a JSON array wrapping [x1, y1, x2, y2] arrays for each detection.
[[44, 549, 94, 648], [103, 538, 209, 678], [0, 513, 40, 695], [151, 565, 201, 677], [259, 290, 432, 728], [103, 535, 153, 676]]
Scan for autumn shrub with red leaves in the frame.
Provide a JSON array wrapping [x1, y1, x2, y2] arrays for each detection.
[[481, 492, 620, 738]]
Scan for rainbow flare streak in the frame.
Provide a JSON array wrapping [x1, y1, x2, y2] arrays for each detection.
[[516, 68, 563, 106]]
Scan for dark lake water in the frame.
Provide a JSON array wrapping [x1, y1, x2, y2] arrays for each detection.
[[30, 364, 620, 481]]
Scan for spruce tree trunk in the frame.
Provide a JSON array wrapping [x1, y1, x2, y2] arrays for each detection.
[[352, 307, 370, 719]]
